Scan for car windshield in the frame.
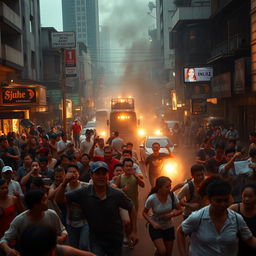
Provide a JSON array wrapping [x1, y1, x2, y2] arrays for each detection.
[[86, 122, 95, 128], [146, 138, 173, 148], [166, 121, 178, 128]]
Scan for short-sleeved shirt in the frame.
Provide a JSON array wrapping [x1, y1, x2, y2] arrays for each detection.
[[196, 148, 215, 162], [66, 184, 133, 243], [15, 166, 30, 180], [80, 140, 93, 154], [144, 193, 179, 229], [93, 156, 119, 180], [145, 153, 169, 177], [66, 182, 88, 227], [0, 209, 67, 245], [72, 124, 82, 134], [8, 180, 23, 197], [181, 206, 252, 256], [219, 164, 252, 203]]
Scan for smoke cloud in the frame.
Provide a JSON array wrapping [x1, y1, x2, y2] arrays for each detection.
[[99, 0, 159, 114]]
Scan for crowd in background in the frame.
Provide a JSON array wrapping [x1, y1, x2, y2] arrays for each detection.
[[0, 119, 256, 255]]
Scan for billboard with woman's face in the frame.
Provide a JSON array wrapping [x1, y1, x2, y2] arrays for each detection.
[[184, 67, 213, 82]]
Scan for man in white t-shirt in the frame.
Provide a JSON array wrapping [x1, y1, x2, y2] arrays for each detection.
[[80, 130, 93, 155], [1, 166, 23, 196], [94, 138, 105, 156], [57, 133, 68, 157], [111, 131, 124, 158]]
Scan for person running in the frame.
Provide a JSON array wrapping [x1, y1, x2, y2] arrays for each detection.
[[115, 158, 145, 212], [55, 165, 89, 251], [71, 120, 82, 148], [145, 142, 172, 187], [19, 225, 96, 256], [143, 176, 182, 256], [0, 189, 67, 256], [0, 179, 24, 239], [177, 179, 256, 256], [89, 144, 119, 180], [15, 153, 33, 181], [20, 160, 42, 191], [177, 164, 205, 219], [230, 184, 256, 256], [77, 154, 91, 182], [1, 166, 23, 196], [195, 139, 215, 165], [55, 161, 138, 256], [219, 148, 256, 203]]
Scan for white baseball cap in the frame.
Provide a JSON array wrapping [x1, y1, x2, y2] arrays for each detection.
[[2, 166, 13, 173]]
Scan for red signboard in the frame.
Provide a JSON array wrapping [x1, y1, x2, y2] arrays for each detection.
[[2, 87, 37, 104], [64, 49, 76, 67]]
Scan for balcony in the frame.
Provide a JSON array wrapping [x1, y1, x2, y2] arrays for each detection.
[[207, 34, 249, 63], [1, 44, 23, 68], [171, 6, 211, 31], [0, 2, 22, 31]]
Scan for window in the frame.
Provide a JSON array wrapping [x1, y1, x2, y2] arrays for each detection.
[[31, 51, 35, 69]]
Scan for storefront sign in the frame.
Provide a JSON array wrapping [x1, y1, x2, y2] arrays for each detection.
[[234, 58, 245, 94], [0, 85, 46, 106], [2, 88, 36, 104], [191, 99, 207, 115], [64, 49, 77, 77], [51, 32, 76, 49], [211, 72, 231, 98]]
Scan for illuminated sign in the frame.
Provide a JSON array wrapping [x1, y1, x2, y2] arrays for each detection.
[[184, 67, 213, 83], [2, 88, 36, 104]]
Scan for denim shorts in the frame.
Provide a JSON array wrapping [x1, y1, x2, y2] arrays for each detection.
[[148, 224, 175, 242]]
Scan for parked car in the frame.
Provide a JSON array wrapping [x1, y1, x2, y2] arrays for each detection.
[[139, 136, 176, 162], [80, 121, 96, 142]]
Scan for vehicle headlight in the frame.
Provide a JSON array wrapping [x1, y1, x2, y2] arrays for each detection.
[[138, 129, 146, 136], [100, 130, 106, 137], [154, 129, 162, 136], [162, 159, 179, 178]]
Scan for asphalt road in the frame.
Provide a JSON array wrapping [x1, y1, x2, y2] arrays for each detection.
[[123, 145, 195, 256]]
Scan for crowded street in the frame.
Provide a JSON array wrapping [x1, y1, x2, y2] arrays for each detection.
[[1, 0, 256, 256]]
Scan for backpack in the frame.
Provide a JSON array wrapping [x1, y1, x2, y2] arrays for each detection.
[[169, 191, 176, 210], [186, 179, 195, 203]]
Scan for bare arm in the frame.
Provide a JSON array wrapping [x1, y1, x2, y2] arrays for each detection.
[[245, 237, 256, 248], [128, 206, 139, 245], [134, 173, 145, 188], [176, 225, 187, 256], [48, 185, 58, 200], [20, 171, 33, 186], [142, 207, 162, 229], [0, 242, 20, 256]]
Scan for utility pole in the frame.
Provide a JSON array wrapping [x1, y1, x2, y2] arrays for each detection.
[[51, 31, 76, 135], [61, 49, 67, 134]]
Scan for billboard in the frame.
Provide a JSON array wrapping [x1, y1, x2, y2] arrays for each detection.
[[184, 67, 213, 82]]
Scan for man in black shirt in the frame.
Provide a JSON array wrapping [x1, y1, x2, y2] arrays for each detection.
[[55, 161, 138, 256], [195, 138, 215, 165], [145, 142, 171, 186]]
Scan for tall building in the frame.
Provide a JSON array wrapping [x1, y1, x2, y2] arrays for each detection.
[[0, 0, 46, 134], [62, 0, 99, 67]]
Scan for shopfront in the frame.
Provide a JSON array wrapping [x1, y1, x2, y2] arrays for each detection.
[[0, 84, 46, 134]]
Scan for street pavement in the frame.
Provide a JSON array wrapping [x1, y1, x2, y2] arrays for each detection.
[[123, 145, 195, 256]]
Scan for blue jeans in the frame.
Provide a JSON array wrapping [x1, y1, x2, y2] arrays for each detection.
[[67, 224, 90, 251]]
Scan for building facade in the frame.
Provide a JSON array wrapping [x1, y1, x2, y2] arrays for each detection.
[[0, 0, 45, 134]]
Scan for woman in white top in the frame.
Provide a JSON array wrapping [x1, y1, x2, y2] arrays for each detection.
[[143, 176, 182, 256], [177, 179, 256, 256]]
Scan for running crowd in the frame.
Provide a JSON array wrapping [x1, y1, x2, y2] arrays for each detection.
[[0, 121, 256, 256]]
